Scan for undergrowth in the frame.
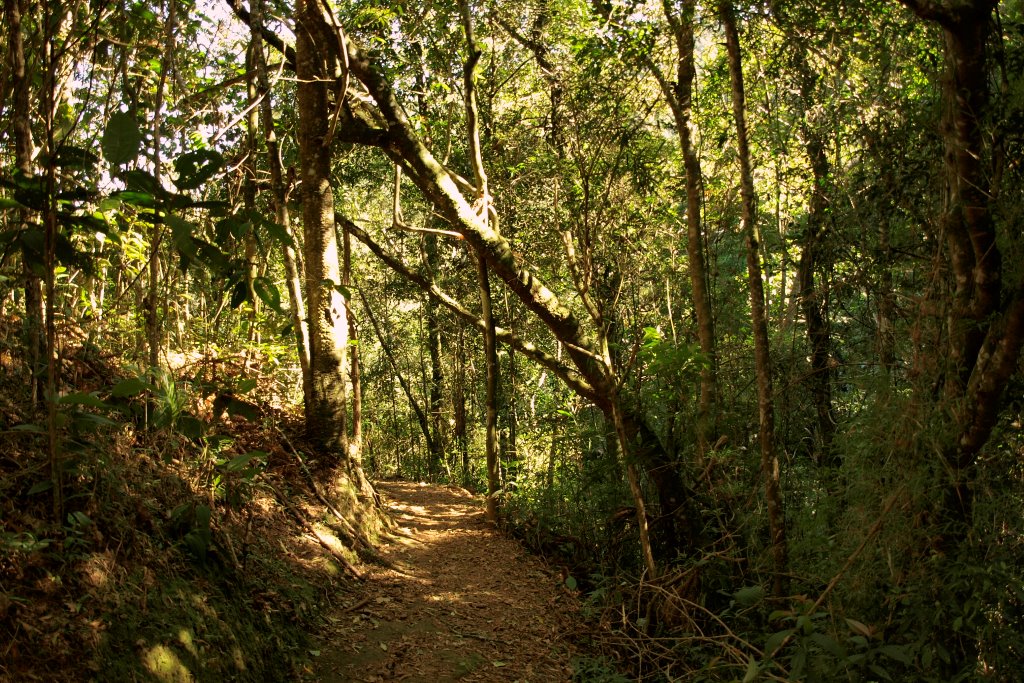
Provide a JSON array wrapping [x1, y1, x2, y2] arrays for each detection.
[[0, 330, 387, 682]]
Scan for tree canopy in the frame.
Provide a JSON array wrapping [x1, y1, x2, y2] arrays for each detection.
[[3, 0, 1024, 679]]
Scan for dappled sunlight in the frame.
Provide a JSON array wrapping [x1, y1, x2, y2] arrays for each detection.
[[142, 644, 193, 683], [311, 481, 584, 682]]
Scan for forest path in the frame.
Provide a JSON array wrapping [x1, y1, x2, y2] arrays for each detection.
[[309, 482, 587, 682]]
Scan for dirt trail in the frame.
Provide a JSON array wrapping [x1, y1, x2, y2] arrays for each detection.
[[310, 482, 587, 682]]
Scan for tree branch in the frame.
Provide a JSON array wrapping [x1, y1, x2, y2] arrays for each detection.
[[343, 216, 599, 403]]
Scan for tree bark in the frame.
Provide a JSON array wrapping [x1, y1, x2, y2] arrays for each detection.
[[342, 224, 374, 499], [296, 0, 348, 455], [454, 325, 470, 487]]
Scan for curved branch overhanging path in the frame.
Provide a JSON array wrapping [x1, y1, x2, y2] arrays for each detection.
[[310, 482, 590, 682]]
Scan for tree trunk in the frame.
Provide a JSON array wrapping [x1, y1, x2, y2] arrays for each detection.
[[454, 325, 469, 487], [789, 42, 837, 465], [721, 0, 787, 595], [7, 0, 44, 405], [425, 234, 445, 477], [658, 0, 719, 462], [477, 252, 500, 524], [296, 0, 348, 455], [343, 224, 374, 499]]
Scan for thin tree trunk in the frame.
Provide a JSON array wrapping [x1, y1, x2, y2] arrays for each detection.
[[147, 0, 176, 375], [454, 326, 469, 487], [791, 45, 837, 464], [654, 0, 718, 462], [611, 400, 657, 579], [424, 234, 445, 477], [721, 1, 787, 595], [243, 48, 260, 357], [477, 252, 500, 524], [359, 289, 434, 457], [458, 0, 498, 521], [7, 0, 44, 405], [343, 224, 374, 499]]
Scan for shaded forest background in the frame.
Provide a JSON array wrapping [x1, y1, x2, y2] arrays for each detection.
[[2, 0, 1024, 680]]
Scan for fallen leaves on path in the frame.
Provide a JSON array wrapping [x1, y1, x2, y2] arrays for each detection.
[[310, 482, 587, 682]]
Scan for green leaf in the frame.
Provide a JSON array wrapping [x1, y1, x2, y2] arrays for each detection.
[[230, 281, 249, 309], [27, 479, 54, 495], [68, 511, 92, 528], [193, 238, 230, 271], [741, 655, 759, 683], [172, 150, 223, 190], [123, 170, 162, 196], [184, 504, 212, 560], [178, 414, 206, 440], [49, 145, 101, 170], [235, 378, 257, 394], [845, 618, 873, 638], [58, 391, 110, 409], [215, 214, 250, 242], [765, 629, 793, 657], [223, 450, 266, 472], [809, 632, 845, 659], [0, 196, 26, 211], [73, 413, 119, 429], [111, 190, 157, 207], [878, 644, 913, 665], [253, 276, 283, 313], [101, 112, 142, 166], [111, 377, 151, 398], [734, 585, 765, 607], [565, 575, 578, 590], [13, 423, 46, 433], [868, 663, 894, 681], [260, 218, 294, 246], [167, 214, 199, 268]]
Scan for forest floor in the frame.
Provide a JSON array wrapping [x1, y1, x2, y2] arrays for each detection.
[[309, 482, 590, 683]]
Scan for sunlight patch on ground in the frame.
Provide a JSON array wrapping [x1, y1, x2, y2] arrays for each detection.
[[142, 644, 193, 682]]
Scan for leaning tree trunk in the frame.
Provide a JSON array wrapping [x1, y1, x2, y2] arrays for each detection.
[[721, 0, 787, 596], [314, 6, 700, 556], [295, 0, 349, 456]]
